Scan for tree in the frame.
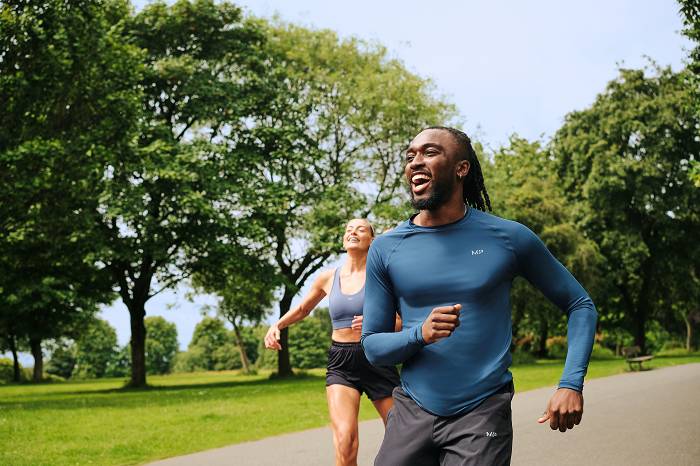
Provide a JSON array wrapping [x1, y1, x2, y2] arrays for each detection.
[[0, 331, 23, 383], [192, 243, 277, 373], [45, 339, 77, 380], [235, 22, 454, 376], [93, 0, 264, 386], [288, 308, 333, 369], [72, 318, 119, 379], [487, 137, 602, 356], [144, 316, 178, 375], [186, 316, 231, 371], [0, 0, 138, 381], [552, 66, 700, 352]]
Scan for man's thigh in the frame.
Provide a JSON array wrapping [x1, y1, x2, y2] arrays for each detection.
[[437, 385, 514, 466], [375, 387, 439, 466]]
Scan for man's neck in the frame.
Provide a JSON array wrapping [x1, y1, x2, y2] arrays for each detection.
[[413, 200, 467, 227]]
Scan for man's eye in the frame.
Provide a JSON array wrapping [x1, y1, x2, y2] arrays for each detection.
[[406, 154, 415, 162]]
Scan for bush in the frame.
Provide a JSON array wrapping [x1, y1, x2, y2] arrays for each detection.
[[0, 358, 18, 384], [172, 347, 208, 373], [590, 344, 616, 360], [104, 345, 130, 378], [145, 316, 179, 375], [511, 348, 536, 365], [212, 344, 242, 371], [546, 336, 568, 359], [660, 340, 685, 351], [656, 348, 697, 357], [289, 312, 332, 369], [46, 340, 77, 379]]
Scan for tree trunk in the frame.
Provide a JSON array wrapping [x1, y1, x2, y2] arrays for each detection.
[[537, 317, 548, 358], [277, 289, 294, 377], [29, 337, 43, 382], [8, 334, 20, 382], [632, 309, 647, 354], [683, 313, 693, 352], [128, 303, 147, 387], [231, 320, 251, 373]]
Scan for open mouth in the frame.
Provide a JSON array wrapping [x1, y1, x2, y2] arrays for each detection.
[[411, 173, 432, 195], [346, 237, 360, 244]]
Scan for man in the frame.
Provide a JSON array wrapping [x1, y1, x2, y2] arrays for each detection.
[[361, 126, 597, 465]]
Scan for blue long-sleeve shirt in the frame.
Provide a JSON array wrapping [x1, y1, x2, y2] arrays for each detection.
[[361, 208, 597, 417]]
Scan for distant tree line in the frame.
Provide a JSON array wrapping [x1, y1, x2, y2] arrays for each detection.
[[1, 0, 698, 385]]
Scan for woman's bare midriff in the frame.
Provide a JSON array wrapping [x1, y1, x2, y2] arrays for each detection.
[[331, 327, 362, 343]]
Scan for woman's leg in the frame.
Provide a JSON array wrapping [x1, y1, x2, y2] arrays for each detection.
[[326, 384, 362, 466], [372, 396, 394, 425]]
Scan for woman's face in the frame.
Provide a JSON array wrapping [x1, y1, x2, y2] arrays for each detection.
[[343, 219, 374, 252]]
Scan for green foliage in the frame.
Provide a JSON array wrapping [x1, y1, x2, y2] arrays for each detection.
[[590, 344, 616, 360], [105, 344, 131, 378], [73, 319, 119, 379], [145, 316, 179, 375], [546, 336, 569, 359], [552, 65, 700, 352], [0, 358, 18, 384], [175, 317, 233, 372], [4, 357, 700, 465], [172, 347, 208, 373], [236, 20, 455, 374], [486, 137, 602, 354], [511, 348, 536, 365], [45, 339, 77, 380], [288, 309, 333, 369]]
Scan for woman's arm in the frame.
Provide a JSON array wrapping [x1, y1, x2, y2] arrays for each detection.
[[264, 270, 332, 350]]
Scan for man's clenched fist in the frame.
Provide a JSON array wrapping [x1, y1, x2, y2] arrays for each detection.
[[421, 304, 461, 344]]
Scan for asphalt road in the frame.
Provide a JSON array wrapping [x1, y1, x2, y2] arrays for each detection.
[[147, 363, 700, 466]]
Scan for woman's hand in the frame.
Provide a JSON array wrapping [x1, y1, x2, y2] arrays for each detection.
[[351, 315, 363, 331], [264, 324, 282, 350]]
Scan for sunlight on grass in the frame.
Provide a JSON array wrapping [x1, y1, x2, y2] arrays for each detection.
[[2, 356, 698, 466]]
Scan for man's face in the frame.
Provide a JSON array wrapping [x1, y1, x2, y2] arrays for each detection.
[[404, 129, 466, 211]]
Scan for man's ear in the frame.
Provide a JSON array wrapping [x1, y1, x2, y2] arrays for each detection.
[[457, 160, 470, 179]]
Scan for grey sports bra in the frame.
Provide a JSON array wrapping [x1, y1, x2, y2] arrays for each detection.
[[328, 268, 365, 329]]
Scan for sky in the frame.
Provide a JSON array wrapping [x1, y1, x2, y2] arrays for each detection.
[[10, 1, 693, 364]]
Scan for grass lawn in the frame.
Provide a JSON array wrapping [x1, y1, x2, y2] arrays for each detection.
[[2, 354, 699, 466]]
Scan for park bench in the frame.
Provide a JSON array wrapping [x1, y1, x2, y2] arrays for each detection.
[[621, 346, 653, 371]]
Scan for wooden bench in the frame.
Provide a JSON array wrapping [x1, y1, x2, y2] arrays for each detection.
[[622, 346, 653, 371]]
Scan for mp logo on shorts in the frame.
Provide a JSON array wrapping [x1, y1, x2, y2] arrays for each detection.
[[485, 431, 498, 437], [471, 249, 485, 255]]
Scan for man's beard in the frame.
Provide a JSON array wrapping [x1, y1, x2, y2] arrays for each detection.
[[410, 177, 455, 211]]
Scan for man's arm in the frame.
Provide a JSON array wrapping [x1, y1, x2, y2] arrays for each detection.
[[361, 242, 425, 366], [514, 225, 597, 431]]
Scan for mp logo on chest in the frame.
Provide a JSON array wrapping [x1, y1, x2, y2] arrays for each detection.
[[471, 249, 485, 255]]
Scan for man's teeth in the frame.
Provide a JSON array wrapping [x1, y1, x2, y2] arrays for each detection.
[[412, 174, 430, 184]]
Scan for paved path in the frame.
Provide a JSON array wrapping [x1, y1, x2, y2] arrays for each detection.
[[147, 363, 700, 466]]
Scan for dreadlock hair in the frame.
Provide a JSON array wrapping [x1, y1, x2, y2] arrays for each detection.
[[423, 126, 492, 212]]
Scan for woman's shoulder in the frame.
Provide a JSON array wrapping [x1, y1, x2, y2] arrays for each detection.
[[314, 268, 336, 288]]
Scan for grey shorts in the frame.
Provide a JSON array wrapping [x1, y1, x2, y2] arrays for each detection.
[[375, 382, 514, 466]]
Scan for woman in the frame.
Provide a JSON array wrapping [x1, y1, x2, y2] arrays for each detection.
[[264, 218, 400, 466]]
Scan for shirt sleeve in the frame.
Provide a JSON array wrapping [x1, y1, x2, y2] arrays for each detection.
[[513, 225, 598, 391], [361, 240, 425, 366]]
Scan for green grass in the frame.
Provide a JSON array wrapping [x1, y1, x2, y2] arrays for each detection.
[[2, 354, 699, 466]]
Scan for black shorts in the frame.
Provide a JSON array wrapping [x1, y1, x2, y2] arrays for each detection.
[[375, 382, 514, 466], [325, 341, 400, 401]]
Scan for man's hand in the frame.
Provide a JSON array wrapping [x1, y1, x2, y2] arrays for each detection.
[[537, 388, 583, 432], [351, 315, 363, 331], [421, 304, 461, 344], [264, 325, 282, 351]]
